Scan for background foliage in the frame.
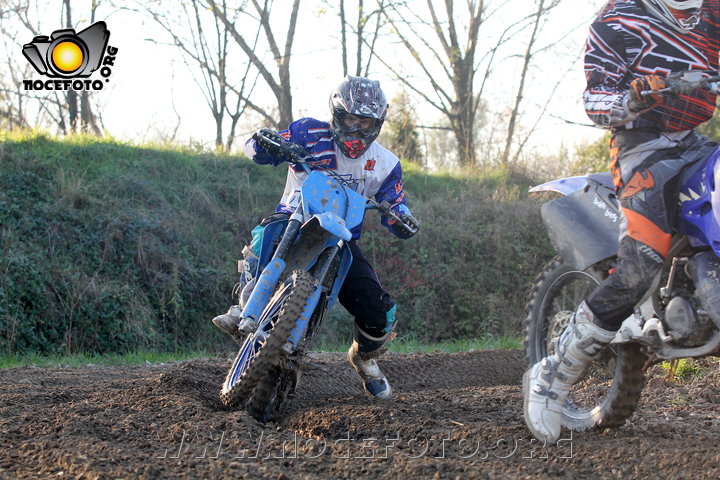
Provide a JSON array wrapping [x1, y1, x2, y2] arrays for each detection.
[[568, 110, 720, 175], [0, 131, 553, 355]]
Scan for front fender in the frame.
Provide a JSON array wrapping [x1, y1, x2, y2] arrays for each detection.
[[281, 216, 343, 278], [542, 179, 620, 271], [315, 211, 352, 241], [530, 175, 591, 195]]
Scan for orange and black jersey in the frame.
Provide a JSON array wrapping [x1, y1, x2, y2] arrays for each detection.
[[583, 0, 719, 131]]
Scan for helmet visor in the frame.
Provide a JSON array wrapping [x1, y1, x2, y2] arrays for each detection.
[[336, 113, 382, 138]]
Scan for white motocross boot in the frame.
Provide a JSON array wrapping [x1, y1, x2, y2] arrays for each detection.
[[522, 301, 616, 444], [348, 325, 393, 399]]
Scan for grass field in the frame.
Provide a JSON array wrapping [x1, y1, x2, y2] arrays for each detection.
[[0, 336, 523, 369]]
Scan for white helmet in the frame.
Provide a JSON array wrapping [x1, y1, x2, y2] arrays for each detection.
[[640, 0, 703, 32]]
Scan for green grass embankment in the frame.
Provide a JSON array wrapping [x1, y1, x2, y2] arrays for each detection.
[[0, 130, 552, 357]]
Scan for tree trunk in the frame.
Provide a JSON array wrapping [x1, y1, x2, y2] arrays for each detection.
[[63, 0, 78, 133], [340, 0, 348, 76], [501, 0, 545, 166], [355, 0, 364, 77]]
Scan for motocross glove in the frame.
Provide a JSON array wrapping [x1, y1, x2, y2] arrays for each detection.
[[394, 212, 420, 238], [627, 75, 666, 113], [252, 128, 286, 157], [283, 142, 309, 163]]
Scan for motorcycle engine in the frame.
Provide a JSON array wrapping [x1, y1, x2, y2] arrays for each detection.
[[664, 295, 716, 346]]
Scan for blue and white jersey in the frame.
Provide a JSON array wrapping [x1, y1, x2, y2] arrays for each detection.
[[244, 117, 413, 239]]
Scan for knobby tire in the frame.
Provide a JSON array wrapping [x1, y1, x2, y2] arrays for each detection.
[[220, 270, 315, 408], [523, 255, 646, 431]]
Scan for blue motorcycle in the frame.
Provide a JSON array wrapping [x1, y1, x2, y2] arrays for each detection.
[[524, 71, 720, 432], [219, 133, 415, 422]]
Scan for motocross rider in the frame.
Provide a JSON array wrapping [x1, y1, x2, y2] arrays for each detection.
[[212, 75, 420, 400], [524, 0, 719, 444]]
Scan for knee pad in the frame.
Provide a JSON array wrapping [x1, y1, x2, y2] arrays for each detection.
[[384, 303, 397, 334], [250, 212, 291, 257]]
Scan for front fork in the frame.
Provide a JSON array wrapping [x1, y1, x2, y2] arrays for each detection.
[[284, 242, 343, 354], [240, 209, 304, 325], [243, 199, 345, 354]]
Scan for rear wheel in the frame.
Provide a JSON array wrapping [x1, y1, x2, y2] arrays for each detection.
[[523, 256, 647, 431], [524, 256, 603, 364]]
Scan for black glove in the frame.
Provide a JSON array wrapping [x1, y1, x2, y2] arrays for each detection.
[[394, 213, 420, 238], [252, 128, 285, 156], [627, 75, 666, 113], [283, 143, 308, 163]]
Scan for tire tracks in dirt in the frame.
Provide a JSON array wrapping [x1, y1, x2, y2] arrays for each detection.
[[1, 349, 719, 479]]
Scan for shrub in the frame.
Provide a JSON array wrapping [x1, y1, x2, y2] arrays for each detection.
[[0, 131, 554, 354]]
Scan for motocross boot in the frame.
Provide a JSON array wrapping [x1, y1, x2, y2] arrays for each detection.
[[348, 326, 393, 399], [211, 246, 258, 337], [522, 301, 616, 444], [211, 304, 243, 337]]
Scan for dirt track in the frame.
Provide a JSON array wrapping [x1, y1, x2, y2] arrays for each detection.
[[1, 349, 719, 479]]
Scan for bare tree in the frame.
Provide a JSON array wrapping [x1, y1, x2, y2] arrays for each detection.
[[377, 0, 571, 168], [0, 0, 104, 135], [381, 91, 423, 164], [207, 0, 300, 130], [135, 0, 265, 149], [500, 0, 563, 166], [323, 0, 387, 77], [377, 1, 494, 167], [80, 0, 102, 135]]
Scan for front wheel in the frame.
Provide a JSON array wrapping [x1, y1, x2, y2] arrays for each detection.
[[247, 298, 329, 423], [523, 256, 647, 431], [220, 270, 315, 409]]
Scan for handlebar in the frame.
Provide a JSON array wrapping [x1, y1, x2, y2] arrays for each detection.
[[640, 70, 720, 97], [255, 130, 414, 230]]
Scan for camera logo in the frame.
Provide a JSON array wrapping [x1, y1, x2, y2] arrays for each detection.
[[22, 21, 118, 92]]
